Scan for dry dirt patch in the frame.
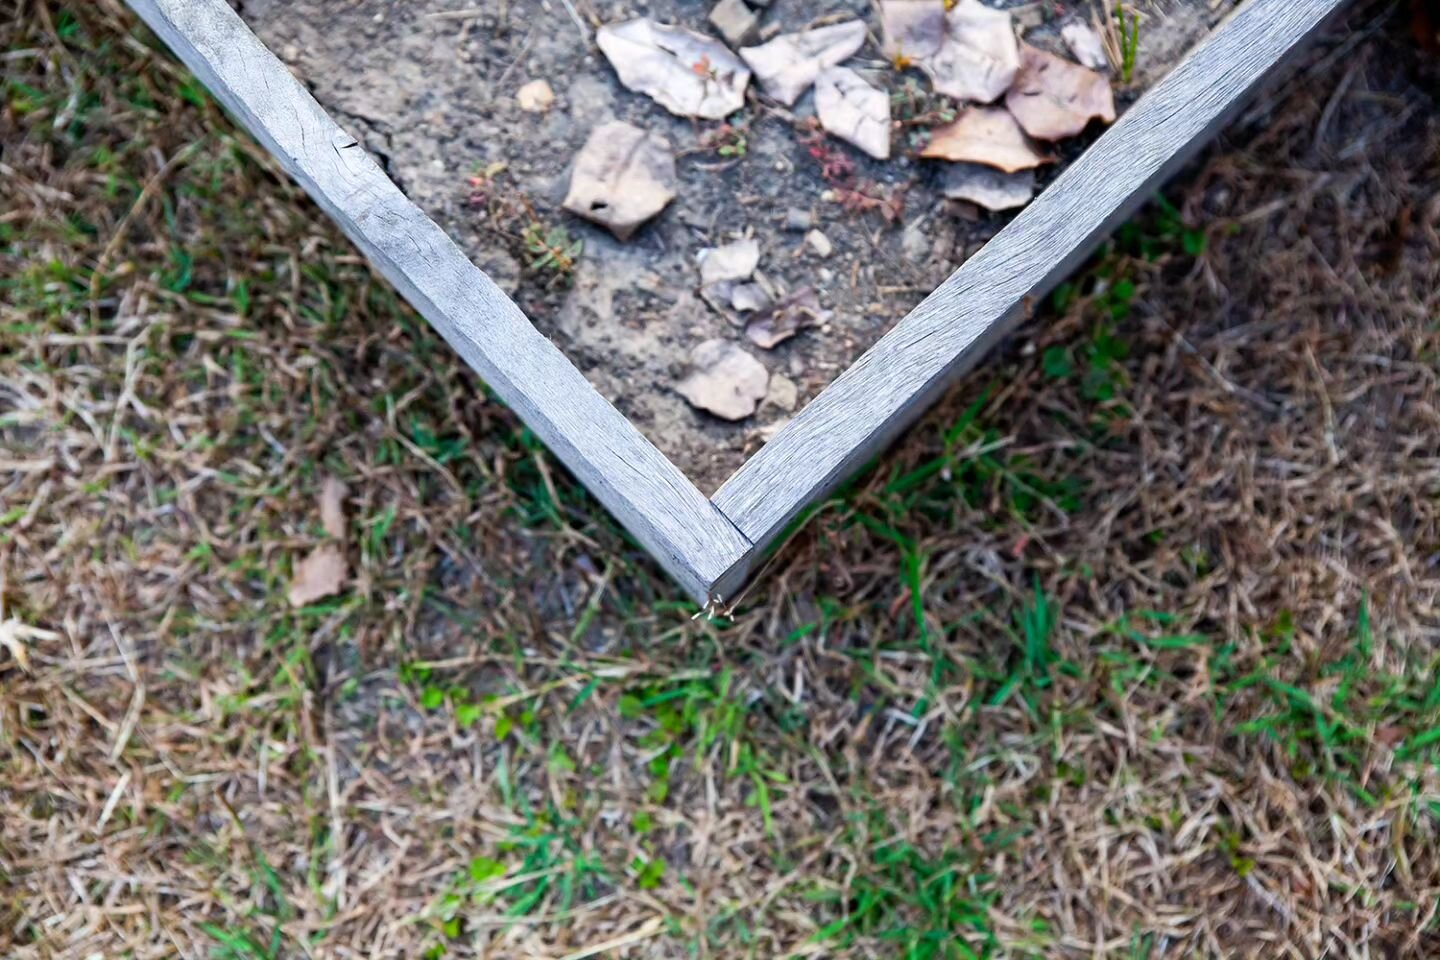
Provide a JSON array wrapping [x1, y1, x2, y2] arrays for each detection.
[[242, 0, 1228, 489]]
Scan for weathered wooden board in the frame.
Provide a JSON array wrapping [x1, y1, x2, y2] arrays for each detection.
[[712, 0, 1350, 550], [126, 0, 753, 603], [128, 0, 1348, 604]]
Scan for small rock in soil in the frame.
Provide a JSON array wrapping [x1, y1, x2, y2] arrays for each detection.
[[708, 0, 760, 48], [783, 208, 813, 232], [597, 18, 750, 119], [676, 339, 770, 420], [941, 161, 1036, 211], [921, 106, 1050, 173], [814, 66, 891, 160], [516, 78, 556, 112], [765, 373, 799, 412], [901, 221, 929, 262], [881, 0, 1019, 103], [1005, 43, 1116, 141], [563, 121, 677, 240], [739, 20, 866, 106], [1061, 21, 1110, 72], [804, 229, 834, 258]]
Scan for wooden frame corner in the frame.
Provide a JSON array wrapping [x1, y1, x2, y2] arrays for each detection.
[[127, 0, 1349, 605]]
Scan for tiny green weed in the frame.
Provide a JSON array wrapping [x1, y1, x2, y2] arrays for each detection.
[[1117, 6, 1141, 84], [521, 221, 583, 283]]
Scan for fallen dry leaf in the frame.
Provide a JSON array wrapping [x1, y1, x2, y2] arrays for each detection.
[[942, 160, 1035, 211], [744, 286, 830, 349], [740, 20, 866, 106], [1061, 21, 1110, 72], [676, 339, 769, 420], [698, 238, 760, 285], [516, 78, 556, 112], [701, 283, 769, 316], [320, 475, 347, 540], [1376, 724, 1407, 748], [1005, 43, 1116, 141], [698, 239, 765, 315], [287, 544, 348, 608], [563, 121, 677, 240], [921, 106, 1048, 172], [729, 282, 771, 313], [881, 0, 1019, 103], [814, 66, 891, 160], [597, 18, 750, 119]]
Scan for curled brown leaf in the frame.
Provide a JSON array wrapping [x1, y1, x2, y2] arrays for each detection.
[[1005, 43, 1116, 141], [920, 106, 1049, 173]]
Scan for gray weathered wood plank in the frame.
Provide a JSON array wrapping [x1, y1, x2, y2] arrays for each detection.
[[127, 0, 752, 602], [711, 0, 1349, 552]]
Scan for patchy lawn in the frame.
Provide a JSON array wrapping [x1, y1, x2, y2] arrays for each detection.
[[2, 2, 1438, 958]]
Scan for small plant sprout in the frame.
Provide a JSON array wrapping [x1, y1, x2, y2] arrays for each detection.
[[690, 52, 726, 95], [797, 125, 906, 224], [1117, 5, 1141, 84], [467, 160, 508, 203], [891, 78, 957, 129], [891, 78, 958, 152], [701, 117, 749, 158], [522, 221, 583, 284]]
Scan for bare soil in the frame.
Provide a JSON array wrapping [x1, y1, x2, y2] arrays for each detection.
[[241, 0, 1230, 490]]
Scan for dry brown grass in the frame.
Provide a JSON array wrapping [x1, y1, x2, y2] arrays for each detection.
[[3, 2, 1439, 958]]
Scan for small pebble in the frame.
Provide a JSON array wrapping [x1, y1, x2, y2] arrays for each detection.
[[783, 208, 812, 232], [901, 222, 929, 262], [708, 0, 760, 47], [805, 229, 833, 258], [516, 79, 556, 113], [765, 374, 799, 412]]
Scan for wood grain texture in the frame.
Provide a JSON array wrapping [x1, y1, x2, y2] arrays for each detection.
[[126, 0, 752, 602], [712, 0, 1349, 550]]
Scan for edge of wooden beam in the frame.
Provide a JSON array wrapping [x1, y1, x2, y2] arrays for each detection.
[[710, 0, 1350, 556], [126, 0, 753, 604]]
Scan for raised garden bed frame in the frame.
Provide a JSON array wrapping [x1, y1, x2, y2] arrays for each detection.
[[127, 0, 1351, 605]]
